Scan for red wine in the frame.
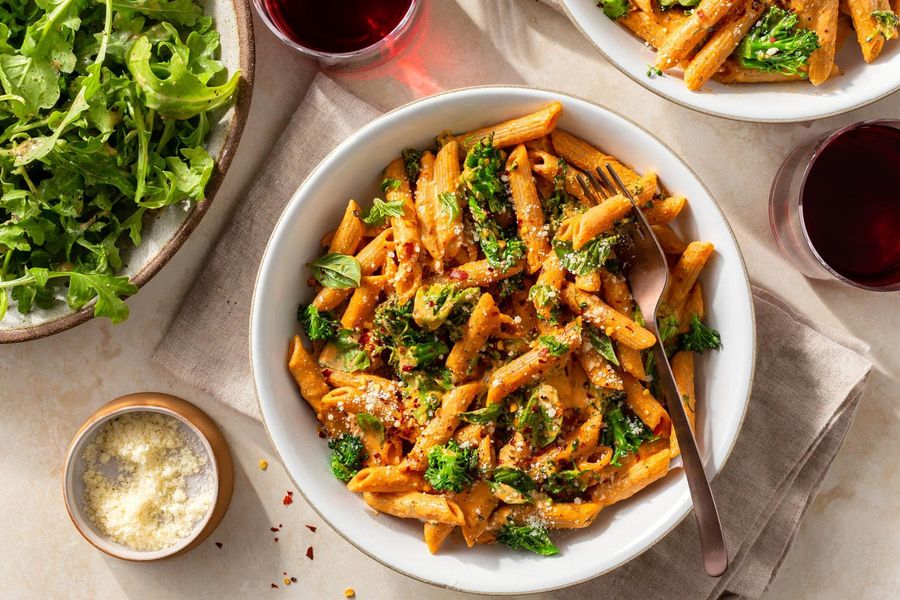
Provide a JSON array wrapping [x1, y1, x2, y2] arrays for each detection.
[[263, 0, 413, 53], [801, 124, 900, 288]]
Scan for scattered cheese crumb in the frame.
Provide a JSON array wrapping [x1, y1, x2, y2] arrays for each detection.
[[81, 413, 213, 551]]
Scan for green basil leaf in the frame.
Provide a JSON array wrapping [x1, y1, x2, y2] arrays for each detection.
[[308, 253, 361, 289]]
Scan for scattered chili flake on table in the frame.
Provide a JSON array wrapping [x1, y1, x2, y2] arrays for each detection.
[[283, 491, 294, 506], [271, 526, 280, 532], [271, 583, 279, 589], [274, 537, 279, 543], [291, 577, 297, 583], [306, 525, 317, 533], [215, 542, 223, 549], [259, 459, 269, 471], [306, 546, 314, 560], [344, 588, 356, 598]]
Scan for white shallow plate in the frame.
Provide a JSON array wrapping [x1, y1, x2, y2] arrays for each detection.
[[251, 87, 756, 594], [562, 0, 900, 122]]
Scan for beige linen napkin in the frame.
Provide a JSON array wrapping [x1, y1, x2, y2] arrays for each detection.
[[152, 74, 872, 599]]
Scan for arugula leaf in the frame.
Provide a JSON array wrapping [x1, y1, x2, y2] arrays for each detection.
[[553, 235, 619, 276], [127, 33, 240, 119], [491, 467, 537, 495], [401, 147, 422, 182], [438, 191, 459, 220], [539, 335, 570, 357], [458, 403, 503, 425], [308, 253, 361, 289], [585, 324, 619, 366], [111, 0, 203, 27], [380, 177, 401, 193], [362, 197, 405, 226], [334, 329, 371, 372], [356, 412, 385, 443]]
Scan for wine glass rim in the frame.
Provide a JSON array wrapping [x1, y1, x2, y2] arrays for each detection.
[[797, 119, 900, 292], [252, 0, 420, 60]]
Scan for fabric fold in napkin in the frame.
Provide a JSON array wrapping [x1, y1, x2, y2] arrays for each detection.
[[153, 74, 872, 600]]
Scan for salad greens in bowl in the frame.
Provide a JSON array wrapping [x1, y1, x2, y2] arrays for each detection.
[[0, 0, 253, 341]]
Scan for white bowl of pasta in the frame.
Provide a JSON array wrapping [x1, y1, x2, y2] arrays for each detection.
[[561, 0, 900, 122], [251, 87, 755, 594]]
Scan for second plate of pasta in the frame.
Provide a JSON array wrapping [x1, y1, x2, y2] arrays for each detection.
[[251, 87, 755, 594]]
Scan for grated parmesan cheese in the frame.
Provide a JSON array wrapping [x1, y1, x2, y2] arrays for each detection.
[[80, 413, 213, 551]]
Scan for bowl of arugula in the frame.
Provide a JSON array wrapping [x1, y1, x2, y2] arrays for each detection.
[[0, 0, 254, 342]]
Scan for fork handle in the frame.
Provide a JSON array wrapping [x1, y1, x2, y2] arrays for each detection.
[[654, 342, 729, 576]]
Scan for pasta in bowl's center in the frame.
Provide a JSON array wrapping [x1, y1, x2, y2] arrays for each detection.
[[285, 102, 722, 556]]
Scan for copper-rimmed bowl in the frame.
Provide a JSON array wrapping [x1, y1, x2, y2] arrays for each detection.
[[0, 0, 255, 343], [63, 393, 234, 561]]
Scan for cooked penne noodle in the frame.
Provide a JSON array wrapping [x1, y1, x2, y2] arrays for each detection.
[[330, 199, 365, 255], [684, 0, 767, 91], [288, 335, 330, 413], [415, 151, 443, 270], [434, 140, 464, 260], [577, 342, 624, 390], [507, 144, 552, 272], [486, 319, 582, 404], [456, 102, 563, 149], [556, 195, 632, 250], [665, 241, 715, 314], [384, 158, 422, 303], [550, 129, 639, 187], [436, 259, 525, 289], [447, 293, 500, 382], [574, 270, 602, 293], [562, 286, 656, 350], [651, 224, 688, 255], [528, 149, 592, 206], [456, 480, 501, 547], [798, 0, 841, 84], [341, 275, 386, 330], [348, 466, 430, 493], [591, 446, 672, 506], [845, 0, 895, 62], [643, 196, 686, 225], [407, 382, 484, 468], [424, 522, 454, 554], [655, 0, 741, 69], [364, 492, 465, 525], [622, 373, 671, 436]]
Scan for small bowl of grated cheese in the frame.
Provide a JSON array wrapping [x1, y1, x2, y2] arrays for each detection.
[[63, 393, 233, 560]]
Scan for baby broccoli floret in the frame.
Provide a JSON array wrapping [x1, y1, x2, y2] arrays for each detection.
[[297, 304, 339, 342], [328, 433, 367, 483], [736, 7, 820, 77], [496, 520, 560, 556], [600, 0, 629, 19], [424, 439, 478, 492]]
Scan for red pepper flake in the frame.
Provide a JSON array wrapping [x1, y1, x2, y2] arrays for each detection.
[[283, 491, 294, 506], [290, 577, 297, 583], [279, 523, 283, 528], [306, 525, 317, 532], [271, 583, 279, 589], [321, 368, 333, 378], [317, 430, 326, 439], [215, 542, 223, 549], [448, 269, 468, 281], [274, 537, 279, 543], [270, 526, 280, 532], [306, 546, 314, 560]]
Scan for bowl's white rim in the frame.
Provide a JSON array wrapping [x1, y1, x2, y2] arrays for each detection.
[[63, 405, 220, 561], [558, 0, 900, 123], [249, 84, 757, 594]]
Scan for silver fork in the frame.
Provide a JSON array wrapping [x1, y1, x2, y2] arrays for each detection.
[[579, 165, 728, 577]]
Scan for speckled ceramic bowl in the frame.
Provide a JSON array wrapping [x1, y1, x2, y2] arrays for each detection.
[[0, 0, 255, 343], [63, 393, 234, 561]]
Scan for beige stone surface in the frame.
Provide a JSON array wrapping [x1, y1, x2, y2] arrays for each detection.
[[0, 1, 897, 598]]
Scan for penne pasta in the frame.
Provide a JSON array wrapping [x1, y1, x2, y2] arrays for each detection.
[[446, 293, 500, 382], [507, 144, 552, 273], [364, 492, 465, 525], [288, 335, 330, 414], [456, 102, 563, 149], [562, 286, 656, 350]]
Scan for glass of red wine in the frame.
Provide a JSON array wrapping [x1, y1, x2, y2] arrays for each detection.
[[253, 0, 421, 71], [770, 120, 900, 292]]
